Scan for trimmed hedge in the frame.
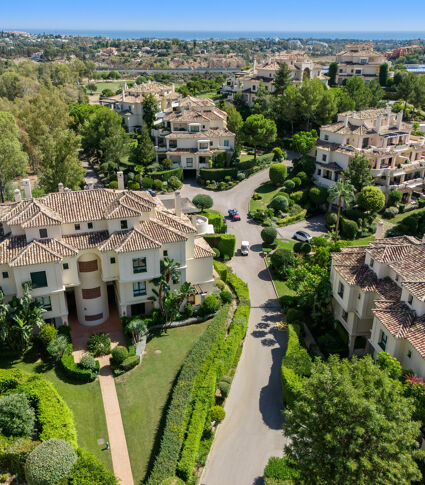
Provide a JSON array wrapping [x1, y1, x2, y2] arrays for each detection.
[[277, 209, 307, 227], [213, 260, 228, 282], [204, 234, 236, 258], [202, 209, 224, 233], [151, 167, 183, 182], [199, 168, 237, 181], [0, 369, 78, 448], [71, 448, 118, 485], [227, 272, 250, 306], [0, 437, 38, 475], [121, 355, 140, 371], [61, 347, 99, 383]]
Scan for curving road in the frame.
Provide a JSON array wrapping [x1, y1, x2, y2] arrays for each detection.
[[174, 168, 325, 485]]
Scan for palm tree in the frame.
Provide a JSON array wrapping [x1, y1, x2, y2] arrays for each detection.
[[328, 180, 355, 238], [126, 318, 147, 345]]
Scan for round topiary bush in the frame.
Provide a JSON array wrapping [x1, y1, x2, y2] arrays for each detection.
[[291, 176, 301, 187], [38, 324, 57, 349], [325, 212, 338, 228], [201, 295, 219, 315], [384, 206, 399, 219], [87, 333, 111, 357], [341, 218, 359, 240], [283, 179, 295, 191], [209, 405, 226, 424], [79, 354, 97, 371], [220, 290, 233, 304], [357, 185, 386, 213], [269, 163, 287, 186], [261, 227, 277, 245], [270, 195, 289, 212], [272, 146, 284, 161], [218, 380, 230, 398], [141, 177, 154, 189], [192, 194, 213, 210], [215, 280, 225, 290], [153, 179, 163, 192], [160, 477, 186, 485], [388, 189, 402, 207], [111, 346, 129, 365], [25, 439, 77, 485], [0, 393, 35, 438]]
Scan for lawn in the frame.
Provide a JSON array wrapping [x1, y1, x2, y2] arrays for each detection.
[[265, 239, 297, 299], [93, 81, 125, 93], [340, 235, 375, 246], [115, 322, 209, 484], [387, 207, 425, 224], [0, 352, 112, 469], [250, 181, 281, 213]]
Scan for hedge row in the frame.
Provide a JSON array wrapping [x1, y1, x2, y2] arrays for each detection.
[[277, 209, 307, 227], [227, 272, 250, 306], [199, 168, 237, 181], [146, 305, 230, 484], [213, 260, 228, 282], [61, 347, 99, 383], [0, 369, 78, 448], [150, 167, 183, 181], [204, 234, 236, 258], [203, 209, 225, 233], [281, 325, 312, 408]]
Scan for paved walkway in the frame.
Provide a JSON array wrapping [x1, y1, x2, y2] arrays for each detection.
[[70, 308, 134, 485]]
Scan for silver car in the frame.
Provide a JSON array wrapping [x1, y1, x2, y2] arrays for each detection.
[[293, 231, 312, 242]]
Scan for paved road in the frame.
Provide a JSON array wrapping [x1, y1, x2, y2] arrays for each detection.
[[177, 169, 325, 485]]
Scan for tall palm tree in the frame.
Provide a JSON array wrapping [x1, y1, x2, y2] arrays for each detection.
[[328, 180, 355, 238]]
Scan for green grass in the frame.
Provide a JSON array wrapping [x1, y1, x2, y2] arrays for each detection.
[[340, 235, 375, 246], [93, 81, 125, 94], [250, 181, 281, 212], [116, 322, 209, 484], [276, 238, 296, 250], [0, 352, 112, 469], [387, 207, 425, 224]]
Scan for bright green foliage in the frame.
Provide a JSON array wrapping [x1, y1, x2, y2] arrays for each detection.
[[143, 93, 159, 128], [78, 353, 97, 371], [120, 355, 140, 371], [328, 180, 355, 237], [111, 346, 129, 365], [47, 335, 69, 361], [270, 249, 296, 278], [309, 186, 328, 206], [192, 194, 213, 210], [261, 227, 277, 244], [0, 437, 38, 476], [71, 448, 118, 485], [204, 234, 236, 259], [130, 125, 156, 170], [285, 356, 424, 485], [209, 405, 225, 424], [213, 260, 228, 282], [242, 114, 277, 162], [284, 179, 295, 191], [87, 332, 111, 356], [37, 324, 57, 349], [25, 439, 77, 485], [201, 295, 219, 315], [269, 163, 287, 186], [61, 350, 98, 382], [272, 146, 284, 161], [377, 352, 403, 379], [220, 290, 233, 304], [0, 393, 35, 437], [264, 456, 300, 485], [291, 130, 318, 156], [389, 190, 402, 206], [357, 185, 386, 213], [344, 154, 374, 192], [270, 195, 289, 211], [341, 218, 359, 240], [202, 209, 224, 233]]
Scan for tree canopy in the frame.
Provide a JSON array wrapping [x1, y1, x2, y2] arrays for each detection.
[[241, 114, 276, 161], [357, 185, 386, 213], [344, 154, 374, 192]]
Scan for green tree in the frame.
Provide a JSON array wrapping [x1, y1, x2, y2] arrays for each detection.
[[39, 128, 85, 193], [241, 114, 277, 162], [357, 185, 385, 213], [327, 62, 338, 86], [366, 80, 385, 108], [291, 130, 318, 156], [273, 62, 292, 95], [333, 87, 356, 113], [379, 63, 389, 87], [223, 102, 243, 153], [316, 89, 338, 125], [130, 125, 156, 171], [269, 163, 287, 186], [0, 393, 35, 437], [376, 352, 402, 379], [192, 194, 213, 210], [298, 78, 325, 129], [328, 180, 355, 237], [344, 76, 371, 111], [284, 355, 423, 485], [143, 92, 159, 128], [344, 154, 374, 192], [261, 227, 277, 245], [0, 111, 28, 202], [270, 248, 295, 277], [270, 85, 303, 135], [252, 82, 271, 116]]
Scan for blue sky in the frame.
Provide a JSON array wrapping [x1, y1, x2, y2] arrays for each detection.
[[1, 0, 425, 32]]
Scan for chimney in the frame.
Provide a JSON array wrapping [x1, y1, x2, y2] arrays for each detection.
[[14, 189, 21, 202], [253, 59, 257, 74], [175, 190, 182, 218], [172, 83, 175, 92], [117, 171, 125, 190], [344, 114, 349, 128], [22, 178, 32, 199], [58, 183, 64, 193], [88, 182, 94, 190], [122, 90, 125, 102], [375, 115, 382, 133]]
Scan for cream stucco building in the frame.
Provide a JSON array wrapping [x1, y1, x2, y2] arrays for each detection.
[[331, 236, 425, 377], [152, 96, 235, 174], [314, 108, 425, 202], [0, 177, 215, 328]]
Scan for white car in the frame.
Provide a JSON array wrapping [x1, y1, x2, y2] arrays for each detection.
[[293, 231, 312, 242], [241, 241, 250, 256]]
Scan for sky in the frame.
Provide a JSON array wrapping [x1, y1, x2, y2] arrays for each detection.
[[1, 0, 425, 32]]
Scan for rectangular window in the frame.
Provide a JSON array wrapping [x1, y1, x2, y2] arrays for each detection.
[[163, 250, 168, 257], [324, 134, 329, 141], [120, 220, 128, 230], [407, 350, 412, 359], [133, 281, 147, 297], [110, 257, 116, 264], [2, 271, 9, 279], [370, 258, 374, 268], [30, 271, 48, 289], [39, 228, 48, 239], [408, 294, 413, 305], [322, 154, 327, 162], [35, 295, 52, 311], [342, 310, 348, 321], [378, 331, 387, 351], [75, 224, 80, 230], [133, 257, 147, 274], [338, 281, 344, 299], [63, 263, 69, 270], [186, 158, 193, 168], [395, 275, 399, 282], [223, 139, 229, 147], [88, 222, 93, 229]]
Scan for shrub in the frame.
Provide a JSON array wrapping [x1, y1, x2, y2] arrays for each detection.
[[168, 176, 182, 190], [272, 147, 284, 161], [127, 181, 140, 190], [87, 333, 111, 356], [220, 290, 233, 304], [25, 439, 77, 485], [219, 380, 230, 397], [108, 181, 118, 189], [341, 218, 359, 240], [61, 351, 98, 383], [161, 158, 173, 170], [389, 189, 403, 206], [38, 324, 57, 349], [209, 405, 225, 424], [0, 394, 35, 437], [1, 437, 38, 476], [270, 195, 289, 212], [277, 209, 307, 226], [296, 171, 308, 185], [269, 163, 287, 186], [142, 177, 154, 189], [153, 179, 163, 192], [290, 190, 304, 204], [213, 248, 220, 258], [270, 249, 295, 277], [377, 352, 402, 379], [293, 241, 311, 255], [291, 176, 301, 187], [205, 234, 236, 259], [201, 295, 219, 315], [199, 168, 236, 182], [285, 308, 304, 323], [70, 448, 117, 485], [261, 227, 277, 245], [325, 211, 338, 228], [151, 167, 183, 182], [160, 477, 185, 485], [283, 179, 295, 191], [78, 353, 97, 371], [309, 186, 328, 206], [357, 185, 386, 213], [384, 206, 399, 218], [213, 260, 228, 282], [47, 336, 69, 361], [111, 346, 129, 365], [203, 209, 224, 233], [236, 172, 245, 181], [120, 355, 140, 371], [182, 303, 194, 319], [192, 194, 213, 210], [264, 457, 300, 483]]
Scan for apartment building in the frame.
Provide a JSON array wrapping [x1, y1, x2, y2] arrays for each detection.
[[222, 54, 325, 107], [0, 176, 215, 328], [331, 236, 425, 377], [100, 81, 181, 132], [152, 96, 235, 174], [314, 108, 425, 202], [335, 43, 392, 84]]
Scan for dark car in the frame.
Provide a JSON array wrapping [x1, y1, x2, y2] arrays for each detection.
[[147, 189, 156, 197], [228, 209, 238, 217]]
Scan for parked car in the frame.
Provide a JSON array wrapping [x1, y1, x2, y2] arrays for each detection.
[[293, 230, 311, 242], [228, 209, 238, 217], [147, 189, 156, 197], [240, 241, 250, 256], [231, 213, 241, 221]]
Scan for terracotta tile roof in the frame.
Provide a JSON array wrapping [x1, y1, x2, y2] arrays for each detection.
[[164, 108, 226, 122], [388, 245, 425, 281], [5, 238, 78, 267], [164, 128, 234, 139], [321, 121, 376, 136], [194, 237, 216, 258], [5, 200, 62, 227], [156, 210, 196, 234], [139, 219, 187, 244], [403, 282, 425, 301], [339, 108, 389, 120], [62, 231, 110, 250], [0, 236, 30, 264], [367, 245, 414, 263], [99, 228, 161, 253]]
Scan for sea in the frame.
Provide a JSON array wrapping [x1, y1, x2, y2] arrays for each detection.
[[5, 29, 425, 41]]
